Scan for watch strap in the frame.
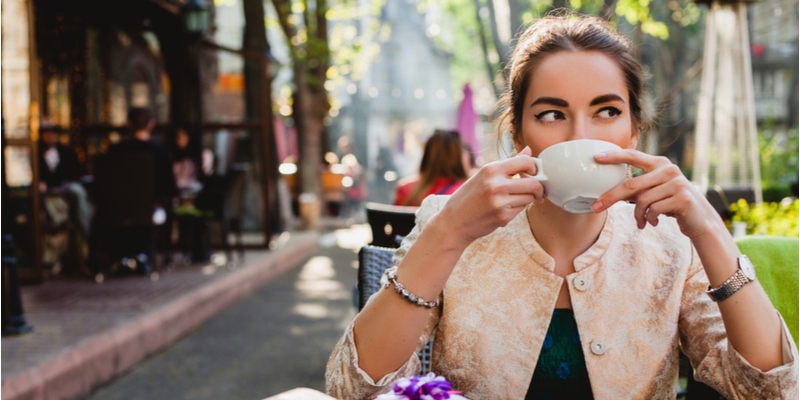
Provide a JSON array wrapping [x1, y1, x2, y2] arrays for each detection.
[[706, 267, 751, 302]]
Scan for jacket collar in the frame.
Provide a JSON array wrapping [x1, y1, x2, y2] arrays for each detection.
[[512, 203, 618, 273]]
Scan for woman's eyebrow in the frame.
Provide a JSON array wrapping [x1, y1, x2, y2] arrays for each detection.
[[530, 97, 568, 107], [589, 94, 625, 106]]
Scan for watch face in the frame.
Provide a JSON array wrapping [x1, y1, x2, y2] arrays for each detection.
[[739, 255, 757, 281]]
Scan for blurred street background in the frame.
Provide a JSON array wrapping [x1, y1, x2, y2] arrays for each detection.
[[79, 226, 368, 400]]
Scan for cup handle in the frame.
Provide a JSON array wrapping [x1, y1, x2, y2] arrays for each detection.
[[531, 157, 547, 181]]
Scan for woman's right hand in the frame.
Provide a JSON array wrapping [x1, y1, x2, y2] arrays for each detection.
[[352, 147, 544, 381], [435, 146, 544, 247]]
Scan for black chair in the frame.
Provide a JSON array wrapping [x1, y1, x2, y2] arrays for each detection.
[[89, 154, 165, 276], [678, 351, 725, 399], [357, 245, 395, 310], [194, 164, 247, 266], [365, 202, 417, 248], [705, 186, 755, 220], [357, 245, 435, 374]]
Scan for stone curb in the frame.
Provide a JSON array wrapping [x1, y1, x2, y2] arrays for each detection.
[[1, 232, 320, 400]]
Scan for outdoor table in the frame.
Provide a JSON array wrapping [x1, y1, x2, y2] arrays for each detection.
[[262, 387, 336, 400]]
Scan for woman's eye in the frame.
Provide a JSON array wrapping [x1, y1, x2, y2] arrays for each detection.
[[534, 110, 564, 122], [597, 107, 622, 119]]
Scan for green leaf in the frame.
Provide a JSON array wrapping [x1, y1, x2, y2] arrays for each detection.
[[641, 20, 669, 40]]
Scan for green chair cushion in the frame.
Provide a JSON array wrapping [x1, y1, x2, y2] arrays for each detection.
[[735, 235, 799, 346]]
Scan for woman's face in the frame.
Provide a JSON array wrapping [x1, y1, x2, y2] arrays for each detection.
[[517, 50, 638, 156]]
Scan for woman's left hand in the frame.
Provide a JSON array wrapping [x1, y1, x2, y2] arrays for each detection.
[[592, 151, 786, 374], [590, 149, 720, 240]]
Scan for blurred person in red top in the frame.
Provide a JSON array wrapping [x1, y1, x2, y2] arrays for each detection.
[[394, 129, 470, 207]]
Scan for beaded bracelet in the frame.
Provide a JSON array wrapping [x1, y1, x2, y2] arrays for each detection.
[[381, 266, 440, 309]]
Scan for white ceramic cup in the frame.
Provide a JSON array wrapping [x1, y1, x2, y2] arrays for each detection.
[[530, 139, 627, 213]]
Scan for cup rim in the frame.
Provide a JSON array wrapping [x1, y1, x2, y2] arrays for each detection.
[[538, 139, 622, 159]]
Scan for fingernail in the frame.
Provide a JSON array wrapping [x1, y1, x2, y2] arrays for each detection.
[[595, 152, 607, 159], [591, 201, 603, 212]]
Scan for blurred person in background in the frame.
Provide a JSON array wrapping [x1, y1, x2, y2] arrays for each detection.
[[38, 120, 83, 194], [462, 145, 478, 178], [38, 119, 91, 274], [104, 107, 177, 272], [109, 107, 177, 207], [369, 144, 399, 205], [393, 129, 469, 207], [170, 125, 216, 263], [338, 136, 367, 218], [171, 126, 215, 194]]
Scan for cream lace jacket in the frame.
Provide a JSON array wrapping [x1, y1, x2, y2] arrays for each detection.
[[326, 196, 798, 399]]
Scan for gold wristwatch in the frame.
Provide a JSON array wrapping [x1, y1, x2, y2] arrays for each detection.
[[706, 255, 757, 302]]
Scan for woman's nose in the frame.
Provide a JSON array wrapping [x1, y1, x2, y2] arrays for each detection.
[[569, 116, 592, 140]]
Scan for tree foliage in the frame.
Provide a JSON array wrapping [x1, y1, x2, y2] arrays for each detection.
[[418, 0, 704, 105], [325, 0, 387, 113], [759, 126, 799, 190], [268, 0, 388, 196], [271, 0, 331, 196]]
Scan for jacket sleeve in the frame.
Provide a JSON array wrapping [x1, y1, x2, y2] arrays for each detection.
[[325, 196, 447, 399], [678, 244, 799, 399]]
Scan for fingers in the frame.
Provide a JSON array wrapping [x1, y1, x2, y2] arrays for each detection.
[[506, 194, 537, 208], [592, 159, 682, 213], [623, 173, 700, 229], [506, 176, 545, 200], [443, 146, 544, 242], [454, 147, 544, 221], [594, 148, 671, 173], [619, 166, 671, 201], [495, 146, 537, 177], [470, 173, 543, 208], [636, 196, 682, 229], [631, 179, 684, 226]]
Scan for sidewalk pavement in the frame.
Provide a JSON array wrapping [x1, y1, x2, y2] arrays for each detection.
[[1, 227, 330, 400]]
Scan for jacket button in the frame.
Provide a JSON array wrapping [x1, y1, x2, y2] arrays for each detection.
[[574, 276, 590, 291], [590, 340, 607, 355]]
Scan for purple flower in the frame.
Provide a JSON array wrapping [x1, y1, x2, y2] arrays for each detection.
[[383, 373, 463, 400], [391, 376, 420, 397], [418, 373, 452, 400]]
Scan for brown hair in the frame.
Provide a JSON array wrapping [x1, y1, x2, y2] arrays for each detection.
[[127, 107, 153, 133], [404, 129, 468, 206], [496, 13, 652, 149]]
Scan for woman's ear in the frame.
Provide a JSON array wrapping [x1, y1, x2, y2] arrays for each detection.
[[628, 125, 640, 150], [511, 130, 525, 154]]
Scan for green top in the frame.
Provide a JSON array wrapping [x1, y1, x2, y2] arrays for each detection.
[[526, 309, 593, 400]]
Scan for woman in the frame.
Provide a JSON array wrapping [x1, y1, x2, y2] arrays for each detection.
[[394, 130, 470, 207], [327, 14, 798, 399], [171, 126, 214, 193], [170, 126, 216, 262]]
